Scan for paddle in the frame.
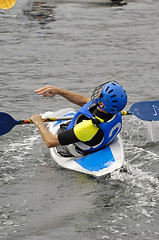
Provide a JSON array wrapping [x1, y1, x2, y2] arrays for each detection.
[[121, 100, 159, 121], [0, 112, 73, 136], [0, 0, 16, 9], [0, 100, 159, 136]]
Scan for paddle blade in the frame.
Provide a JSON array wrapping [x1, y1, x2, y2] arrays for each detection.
[[0, 0, 16, 9], [129, 101, 159, 121], [0, 112, 20, 136]]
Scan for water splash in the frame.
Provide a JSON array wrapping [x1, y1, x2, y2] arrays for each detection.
[[0, 128, 41, 184]]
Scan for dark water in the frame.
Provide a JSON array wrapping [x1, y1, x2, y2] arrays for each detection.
[[0, 0, 159, 239]]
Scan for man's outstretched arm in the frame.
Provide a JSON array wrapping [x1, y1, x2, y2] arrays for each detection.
[[35, 85, 91, 107]]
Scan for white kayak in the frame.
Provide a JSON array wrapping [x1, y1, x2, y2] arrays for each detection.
[[46, 108, 125, 177]]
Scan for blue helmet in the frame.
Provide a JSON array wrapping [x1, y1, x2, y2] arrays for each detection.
[[96, 82, 127, 114]]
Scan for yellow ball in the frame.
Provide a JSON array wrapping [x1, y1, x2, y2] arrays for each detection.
[[0, 0, 16, 9]]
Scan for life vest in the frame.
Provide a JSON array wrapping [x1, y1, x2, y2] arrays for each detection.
[[66, 100, 122, 155]]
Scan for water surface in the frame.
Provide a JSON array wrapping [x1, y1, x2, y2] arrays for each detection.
[[0, 0, 159, 239]]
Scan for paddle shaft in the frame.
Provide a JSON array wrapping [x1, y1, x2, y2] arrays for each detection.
[[19, 112, 131, 125], [18, 116, 73, 125], [19, 112, 132, 124], [19, 111, 132, 124], [121, 111, 131, 116]]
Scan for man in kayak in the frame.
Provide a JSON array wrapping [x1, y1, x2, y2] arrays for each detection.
[[31, 82, 127, 156]]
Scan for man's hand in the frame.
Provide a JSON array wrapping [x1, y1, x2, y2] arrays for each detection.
[[30, 114, 60, 148], [35, 85, 59, 97], [31, 114, 43, 127]]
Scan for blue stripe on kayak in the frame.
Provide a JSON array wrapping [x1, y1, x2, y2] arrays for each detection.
[[52, 120, 63, 127], [51, 113, 75, 127], [75, 146, 115, 172]]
